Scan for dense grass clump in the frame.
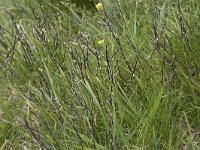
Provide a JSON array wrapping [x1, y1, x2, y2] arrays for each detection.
[[0, 0, 200, 149]]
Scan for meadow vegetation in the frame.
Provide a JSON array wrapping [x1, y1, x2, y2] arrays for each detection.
[[0, 0, 200, 149]]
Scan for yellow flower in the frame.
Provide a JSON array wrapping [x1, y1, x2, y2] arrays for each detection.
[[96, 3, 104, 11], [98, 39, 105, 45]]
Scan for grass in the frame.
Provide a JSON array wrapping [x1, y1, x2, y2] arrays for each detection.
[[0, 0, 200, 149]]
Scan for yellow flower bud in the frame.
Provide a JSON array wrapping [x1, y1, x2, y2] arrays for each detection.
[[98, 39, 105, 45], [96, 3, 104, 11]]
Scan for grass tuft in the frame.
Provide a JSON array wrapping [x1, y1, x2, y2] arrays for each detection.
[[0, 0, 200, 149]]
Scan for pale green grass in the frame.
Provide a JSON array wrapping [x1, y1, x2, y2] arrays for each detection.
[[0, 0, 200, 149]]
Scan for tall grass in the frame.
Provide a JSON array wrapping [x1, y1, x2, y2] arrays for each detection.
[[0, 0, 200, 149]]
